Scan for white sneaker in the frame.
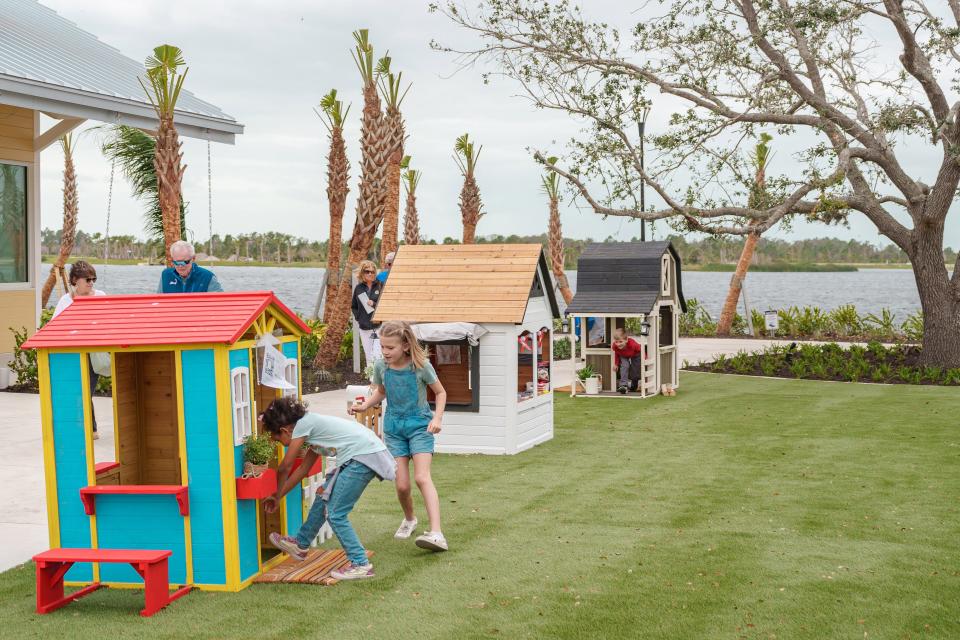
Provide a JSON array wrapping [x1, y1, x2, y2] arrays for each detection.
[[415, 531, 448, 552], [394, 518, 418, 539]]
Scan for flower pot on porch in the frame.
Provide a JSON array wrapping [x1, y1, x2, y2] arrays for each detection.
[[584, 374, 602, 395]]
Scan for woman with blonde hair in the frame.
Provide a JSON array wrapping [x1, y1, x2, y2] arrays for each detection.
[[350, 259, 382, 365], [350, 320, 449, 551]]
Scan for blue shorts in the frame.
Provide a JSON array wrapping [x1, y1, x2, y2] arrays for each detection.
[[384, 418, 435, 458]]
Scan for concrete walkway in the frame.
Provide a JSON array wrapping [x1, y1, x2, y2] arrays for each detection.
[[0, 336, 818, 571]]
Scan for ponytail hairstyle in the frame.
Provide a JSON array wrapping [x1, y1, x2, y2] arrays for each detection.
[[378, 320, 429, 369]]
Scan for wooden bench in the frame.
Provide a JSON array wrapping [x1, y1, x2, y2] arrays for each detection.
[[33, 548, 192, 617]]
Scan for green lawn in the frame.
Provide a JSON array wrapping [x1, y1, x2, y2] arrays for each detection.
[[1, 373, 957, 639]]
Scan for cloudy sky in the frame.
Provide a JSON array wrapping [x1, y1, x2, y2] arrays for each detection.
[[35, 0, 949, 249]]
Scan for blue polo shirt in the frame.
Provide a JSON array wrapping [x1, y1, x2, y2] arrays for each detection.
[[157, 264, 223, 293]]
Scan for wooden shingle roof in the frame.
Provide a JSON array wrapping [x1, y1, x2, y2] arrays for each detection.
[[374, 244, 552, 323]]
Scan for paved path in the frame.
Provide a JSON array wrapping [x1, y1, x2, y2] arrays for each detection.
[[0, 336, 832, 571]]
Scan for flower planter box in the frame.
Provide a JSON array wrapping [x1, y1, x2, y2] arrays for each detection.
[[235, 468, 277, 500]]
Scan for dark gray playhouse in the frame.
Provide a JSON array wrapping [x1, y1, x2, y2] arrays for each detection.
[[565, 241, 687, 398]]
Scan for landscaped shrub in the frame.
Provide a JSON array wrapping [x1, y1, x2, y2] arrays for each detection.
[[688, 342, 959, 386]]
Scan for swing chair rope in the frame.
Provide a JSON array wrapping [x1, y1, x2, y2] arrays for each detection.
[[207, 136, 213, 256], [103, 156, 115, 282]]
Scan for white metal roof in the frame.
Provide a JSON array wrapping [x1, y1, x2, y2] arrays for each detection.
[[0, 0, 243, 143]]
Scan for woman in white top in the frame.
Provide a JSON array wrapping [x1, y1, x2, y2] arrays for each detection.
[[53, 261, 107, 438]]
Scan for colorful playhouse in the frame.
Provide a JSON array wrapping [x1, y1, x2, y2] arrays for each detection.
[[23, 292, 313, 596]]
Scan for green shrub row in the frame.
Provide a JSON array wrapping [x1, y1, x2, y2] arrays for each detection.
[[688, 342, 960, 386], [681, 298, 923, 341]]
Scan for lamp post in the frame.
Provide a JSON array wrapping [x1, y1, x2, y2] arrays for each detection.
[[637, 105, 651, 242]]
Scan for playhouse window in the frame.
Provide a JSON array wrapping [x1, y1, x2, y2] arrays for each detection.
[[661, 254, 671, 296], [282, 358, 298, 398], [231, 366, 252, 445], [426, 340, 479, 412], [537, 327, 551, 395], [517, 330, 535, 402]]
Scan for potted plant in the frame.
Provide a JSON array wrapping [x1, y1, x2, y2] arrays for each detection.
[[576, 364, 602, 395], [242, 433, 274, 478]]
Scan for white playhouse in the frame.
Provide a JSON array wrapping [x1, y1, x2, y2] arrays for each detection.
[[373, 244, 561, 454], [565, 241, 687, 398]]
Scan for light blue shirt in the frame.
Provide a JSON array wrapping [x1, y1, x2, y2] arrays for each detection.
[[291, 413, 386, 468]]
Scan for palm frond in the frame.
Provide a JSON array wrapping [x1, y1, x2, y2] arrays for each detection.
[[99, 124, 187, 241]]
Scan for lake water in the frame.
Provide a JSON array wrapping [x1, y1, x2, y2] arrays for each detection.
[[42, 264, 929, 321]]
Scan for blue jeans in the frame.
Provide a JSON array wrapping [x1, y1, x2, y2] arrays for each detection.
[[296, 461, 375, 566]]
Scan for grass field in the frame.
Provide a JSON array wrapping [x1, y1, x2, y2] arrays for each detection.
[[0, 373, 957, 639]]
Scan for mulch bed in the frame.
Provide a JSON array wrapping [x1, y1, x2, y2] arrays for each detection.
[[302, 359, 369, 394]]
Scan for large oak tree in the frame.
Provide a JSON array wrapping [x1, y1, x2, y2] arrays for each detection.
[[434, 0, 960, 366]]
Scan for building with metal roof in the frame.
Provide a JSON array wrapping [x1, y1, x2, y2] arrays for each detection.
[[0, 0, 244, 364]]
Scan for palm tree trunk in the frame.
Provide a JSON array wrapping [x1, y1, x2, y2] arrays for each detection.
[[381, 148, 402, 256], [323, 125, 349, 323], [316, 79, 389, 369], [460, 175, 481, 244], [154, 114, 185, 265], [547, 195, 573, 305], [403, 187, 419, 245], [716, 228, 760, 335], [41, 141, 78, 306]]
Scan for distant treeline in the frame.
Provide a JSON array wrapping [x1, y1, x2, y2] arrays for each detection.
[[42, 228, 955, 268]]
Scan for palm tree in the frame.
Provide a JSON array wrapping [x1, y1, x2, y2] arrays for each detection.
[[316, 29, 390, 369], [316, 89, 351, 323], [40, 134, 79, 307], [542, 156, 573, 305], [402, 156, 420, 246], [717, 134, 773, 335], [376, 56, 410, 259], [100, 125, 187, 242], [138, 44, 188, 265], [455, 133, 483, 244]]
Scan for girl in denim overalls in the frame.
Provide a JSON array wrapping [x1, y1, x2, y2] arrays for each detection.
[[351, 320, 449, 551]]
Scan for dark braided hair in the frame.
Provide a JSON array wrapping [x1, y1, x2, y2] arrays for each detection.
[[260, 396, 308, 433]]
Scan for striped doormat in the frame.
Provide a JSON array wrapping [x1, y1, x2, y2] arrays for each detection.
[[254, 549, 374, 586]]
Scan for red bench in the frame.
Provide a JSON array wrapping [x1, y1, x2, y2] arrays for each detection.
[[33, 548, 192, 617]]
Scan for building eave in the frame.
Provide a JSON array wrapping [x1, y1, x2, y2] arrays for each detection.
[[0, 75, 243, 144]]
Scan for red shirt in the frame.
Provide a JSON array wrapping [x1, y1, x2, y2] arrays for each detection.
[[612, 338, 643, 368]]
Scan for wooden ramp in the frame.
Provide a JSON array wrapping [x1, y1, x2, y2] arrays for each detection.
[[253, 549, 373, 586]]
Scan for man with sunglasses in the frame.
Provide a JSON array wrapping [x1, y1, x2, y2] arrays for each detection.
[[157, 240, 223, 294]]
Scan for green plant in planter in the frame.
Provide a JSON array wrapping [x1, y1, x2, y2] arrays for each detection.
[[243, 433, 275, 466], [576, 364, 596, 381]]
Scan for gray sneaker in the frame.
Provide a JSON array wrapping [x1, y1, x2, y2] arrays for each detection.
[[330, 563, 375, 580], [269, 532, 308, 561]]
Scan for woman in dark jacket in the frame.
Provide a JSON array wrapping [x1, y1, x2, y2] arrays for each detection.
[[352, 259, 383, 364]]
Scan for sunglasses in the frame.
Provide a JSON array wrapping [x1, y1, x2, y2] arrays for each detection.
[[172, 259, 193, 267], [363, 269, 375, 274], [83, 277, 97, 284]]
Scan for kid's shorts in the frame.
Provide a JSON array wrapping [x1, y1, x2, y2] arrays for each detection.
[[384, 419, 435, 458]]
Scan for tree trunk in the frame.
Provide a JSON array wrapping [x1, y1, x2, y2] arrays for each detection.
[[547, 195, 573, 304], [41, 146, 78, 307], [403, 188, 419, 245], [381, 148, 402, 256], [717, 229, 760, 335], [910, 232, 960, 367], [323, 125, 349, 323], [154, 114, 185, 265], [315, 78, 388, 370], [460, 174, 482, 244]]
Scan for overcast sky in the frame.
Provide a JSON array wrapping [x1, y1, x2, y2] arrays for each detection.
[[35, 0, 952, 249]]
